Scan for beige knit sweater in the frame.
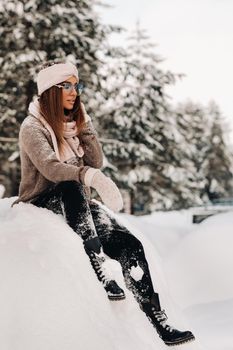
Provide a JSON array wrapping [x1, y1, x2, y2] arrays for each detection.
[[12, 114, 103, 206]]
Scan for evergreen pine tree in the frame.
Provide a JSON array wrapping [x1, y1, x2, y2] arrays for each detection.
[[173, 100, 212, 208], [96, 22, 179, 213], [172, 100, 233, 208], [204, 101, 233, 200]]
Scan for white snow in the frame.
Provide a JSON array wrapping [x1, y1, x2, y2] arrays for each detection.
[[0, 197, 232, 349], [129, 264, 144, 282]]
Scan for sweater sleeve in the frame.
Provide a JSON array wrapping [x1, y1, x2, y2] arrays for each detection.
[[79, 120, 103, 169], [20, 121, 90, 184]]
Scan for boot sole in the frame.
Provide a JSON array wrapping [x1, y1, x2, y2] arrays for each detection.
[[147, 316, 195, 346], [164, 334, 195, 346], [108, 294, 126, 301]]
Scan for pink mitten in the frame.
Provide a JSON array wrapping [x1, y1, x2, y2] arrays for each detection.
[[84, 168, 123, 212]]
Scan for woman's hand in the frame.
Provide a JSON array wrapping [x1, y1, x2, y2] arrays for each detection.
[[78, 103, 103, 169], [80, 102, 91, 123]]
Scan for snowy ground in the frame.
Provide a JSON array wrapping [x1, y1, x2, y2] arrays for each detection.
[[0, 197, 232, 350]]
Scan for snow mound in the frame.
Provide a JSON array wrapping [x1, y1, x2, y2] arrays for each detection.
[[165, 212, 233, 307], [0, 198, 173, 350]]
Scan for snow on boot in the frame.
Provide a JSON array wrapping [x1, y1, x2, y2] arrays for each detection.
[[141, 293, 195, 346], [84, 237, 125, 301]]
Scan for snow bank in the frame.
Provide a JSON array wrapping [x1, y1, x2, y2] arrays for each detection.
[[2, 194, 233, 349], [119, 210, 233, 350], [164, 212, 233, 308], [0, 198, 207, 350], [120, 210, 192, 258], [1, 197, 190, 350]]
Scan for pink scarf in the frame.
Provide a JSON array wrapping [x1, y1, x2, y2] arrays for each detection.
[[62, 120, 84, 160], [28, 99, 90, 162]]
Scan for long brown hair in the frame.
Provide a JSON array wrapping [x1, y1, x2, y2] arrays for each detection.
[[38, 61, 86, 153]]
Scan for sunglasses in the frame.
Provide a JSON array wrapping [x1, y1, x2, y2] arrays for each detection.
[[54, 82, 84, 96]]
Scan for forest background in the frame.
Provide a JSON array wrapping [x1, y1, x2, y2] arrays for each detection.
[[1, 0, 233, 214]]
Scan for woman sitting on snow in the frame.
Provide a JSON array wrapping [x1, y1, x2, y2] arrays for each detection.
[[13, 61, 195, 347]]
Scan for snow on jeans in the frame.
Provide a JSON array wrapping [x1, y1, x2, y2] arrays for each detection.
[[31, 180, 155, 303]]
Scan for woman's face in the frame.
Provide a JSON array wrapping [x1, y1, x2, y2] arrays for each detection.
[[62, 76, 78, 110]]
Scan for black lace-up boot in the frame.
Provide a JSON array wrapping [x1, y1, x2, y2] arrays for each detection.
[[141, 293, 195, 346], [84, 237, 125, 301]]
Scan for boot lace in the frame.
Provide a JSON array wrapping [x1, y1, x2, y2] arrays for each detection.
[[152, 308, 174, 333], [92, 252, 112, 286]]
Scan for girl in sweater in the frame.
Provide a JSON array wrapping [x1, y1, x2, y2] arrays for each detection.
[[14, 61, 194, 346]]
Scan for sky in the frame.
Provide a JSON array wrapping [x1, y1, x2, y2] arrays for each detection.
[[97, 0, 233, 138]]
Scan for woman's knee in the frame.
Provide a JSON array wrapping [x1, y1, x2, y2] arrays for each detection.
[[125, 233, 144, 252], [111, 231, 144, 254], [55, 180, 85, 196]]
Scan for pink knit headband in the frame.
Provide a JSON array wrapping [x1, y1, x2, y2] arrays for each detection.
[[37, 62, 79, 95]]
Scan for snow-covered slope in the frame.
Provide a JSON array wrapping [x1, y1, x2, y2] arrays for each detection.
[[164, 212, 233, 306], [1, 198, 231, 349], [124, 210, 233, 350]]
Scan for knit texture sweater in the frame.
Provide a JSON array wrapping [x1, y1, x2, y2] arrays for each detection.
[[12, 113, 103, 206]]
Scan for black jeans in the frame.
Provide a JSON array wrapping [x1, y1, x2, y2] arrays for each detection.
[[31, 181, 155, 303]]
